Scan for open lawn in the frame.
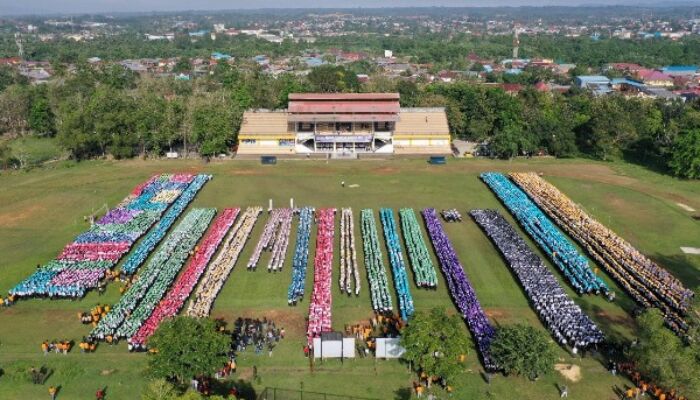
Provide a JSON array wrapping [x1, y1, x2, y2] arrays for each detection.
[[0, 158, 698, 400]]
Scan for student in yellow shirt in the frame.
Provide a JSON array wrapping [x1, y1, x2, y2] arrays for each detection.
[[48, 386, 57, 400]]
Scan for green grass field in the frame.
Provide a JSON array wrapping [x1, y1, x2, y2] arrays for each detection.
[[0, 158, 698, 400]]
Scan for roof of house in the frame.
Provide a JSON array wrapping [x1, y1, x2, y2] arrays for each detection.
[[500, 83, 524, 93], [395, 108, 450, 136], [637, 70, 672, 81], [611, 78, 646, 88], [238, 107, 450, 137], [239, 111, 290, 136], [609, 63, 643, 70], [288, 92, 401, 117], [534, 81, 549, 91], [576, 75, 611, 83], [288, 93, 400, 101], [662, 65, 697, 72]]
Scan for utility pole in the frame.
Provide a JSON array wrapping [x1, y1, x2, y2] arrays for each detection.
[[512, 24, 520, 60], [15, 32, 24, 60]]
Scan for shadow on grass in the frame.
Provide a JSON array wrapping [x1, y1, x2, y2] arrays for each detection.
[[210, 378, 256, 400], [579, 302, 637, 344], [394, 387, 412, 400], [649, 253, 700, 290], [620, 149, 671, 177]]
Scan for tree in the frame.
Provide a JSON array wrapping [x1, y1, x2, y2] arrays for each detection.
[[627, 309, 700, 399], [173, 57, 191, 74], [186, 93, 239, 157], [490, 324, 556, 380], [0, 84, 31, 136], [397, 80, 420, 107], [576, 96, 636, 160], [97, 64, 138, 90], [668, 128, 700, 179], [400, 308, 470, 386], [307, 65, 359, 93], [28, 92, 55, 137], [0, 65, 19, 92], [489, 124, 523, 159], [147, 317, 230, 386], [0, 141, 20, 169], [469, 62, 484, 72]]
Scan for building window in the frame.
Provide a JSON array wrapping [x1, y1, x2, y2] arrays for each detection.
[[242, 139, 257, 144], [298, 122, 314, 132], [356, 122, 372, 131], [374, 122, 394, 132]]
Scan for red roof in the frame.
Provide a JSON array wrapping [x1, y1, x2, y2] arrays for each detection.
[[637, 70, 672, 82], [287, 114, 397, 122], [288, 93, 399, 101], [534, 81, 549, 92], [610, 63, 643, 71], [288, 92, 400, 116], [0, 57, 21, 65], [500, 83, 524, 93], [288, 100, 399, 114]]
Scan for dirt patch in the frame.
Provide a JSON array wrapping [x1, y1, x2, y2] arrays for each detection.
[[227, 169, 266, 176], [0, 204, 46, 227], [484, 308, 510, 320], [372, 166, 399, 175], [237, 368, 254, 381], [555, 364, 581, 382], [100, 369, 115, 376]]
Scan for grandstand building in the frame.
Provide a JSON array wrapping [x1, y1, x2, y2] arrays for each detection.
[[237, 93, 451, 155]]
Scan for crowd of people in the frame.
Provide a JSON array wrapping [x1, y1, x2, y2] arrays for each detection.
[[129, 209, 238, 347], [481, 172, 609, 296], [361, 209, 394, 314], [246, 208, 293, 273], [230, 317, 285, 356], [399, 208, 438, 289], [8, 174, 208, 300], [78, 304, 110, 326], [346, 313, 405, 357], [339, 208, 360, 296], [120, 174, 212, 275], [288, 207, 313, 305], [471, 209, 605, 352], [306, 208, 335, 344], [615, 362, 689, 400], [90, 208, 216, 341], [41, 339, 73, 355], [380, 208, 415, 320], [423, 208, 497, 371], [441, 209, 463, 222], [186, 207, 263, 318], [510, 172, 693, 334], [77, 337, 99, 353]]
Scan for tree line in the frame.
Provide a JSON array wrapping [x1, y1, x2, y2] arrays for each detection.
[[3, 31, 700, 71], [0, 63, 698, 178]]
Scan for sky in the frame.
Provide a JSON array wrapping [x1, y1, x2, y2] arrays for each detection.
[[0, 0, 675, 16]]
